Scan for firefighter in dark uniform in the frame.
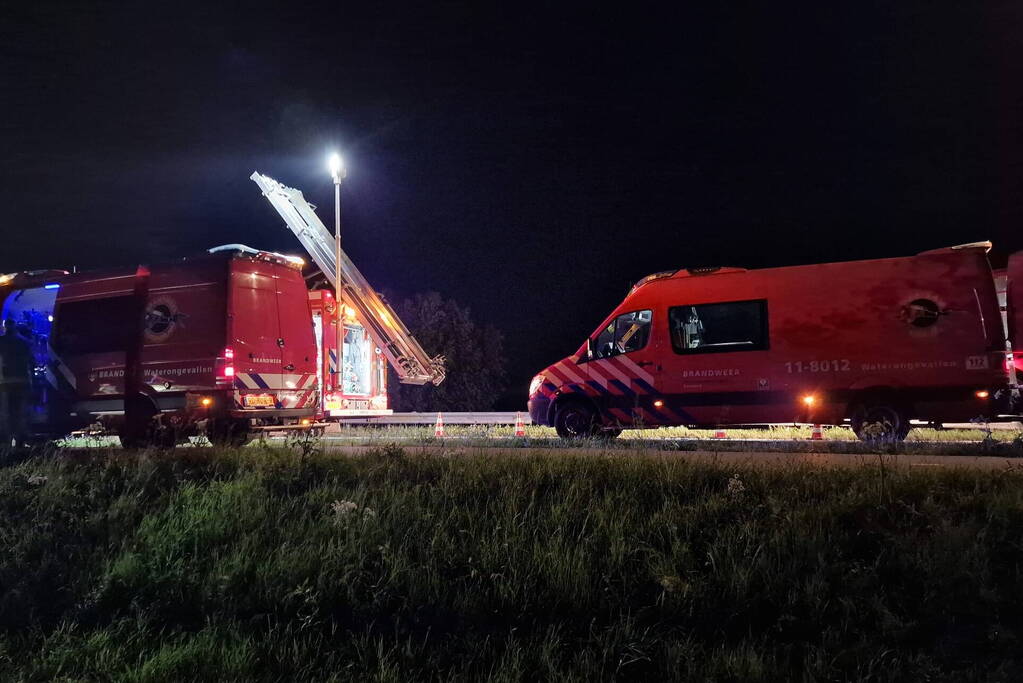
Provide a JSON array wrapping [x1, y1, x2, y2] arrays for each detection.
[[0, 318, 33, 446]]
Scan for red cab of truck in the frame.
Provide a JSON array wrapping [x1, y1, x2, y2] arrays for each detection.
[[0, 245, 318, 446], [528, 242, 1015, 440]]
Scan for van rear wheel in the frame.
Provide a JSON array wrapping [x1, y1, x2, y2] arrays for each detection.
[[118, 425, 177, 449], [206, 419, 252, 447], [851, 402, 910, 442]]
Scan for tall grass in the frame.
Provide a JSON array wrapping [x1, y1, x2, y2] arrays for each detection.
[[3, 445, 1023, 680]]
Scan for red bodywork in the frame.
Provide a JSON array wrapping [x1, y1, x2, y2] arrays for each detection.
[[3, 248, 320, 437], [529, 244, 1016, 430]]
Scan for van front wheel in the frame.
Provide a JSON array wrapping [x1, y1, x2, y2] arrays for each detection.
[[555, 402, 599, 439]]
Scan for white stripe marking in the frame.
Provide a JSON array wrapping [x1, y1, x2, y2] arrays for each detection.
[[617, 356, 655, 385]]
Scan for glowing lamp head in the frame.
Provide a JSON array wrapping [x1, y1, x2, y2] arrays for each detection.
[[802, 395, 816, 406], [328, 153, 345, 181], [976, 390, 990, 399], [653, 399, 665, 408], [201, 397, 212, 407]]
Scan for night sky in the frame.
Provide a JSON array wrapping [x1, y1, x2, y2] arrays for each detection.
[[3, 2, 1022, 408]]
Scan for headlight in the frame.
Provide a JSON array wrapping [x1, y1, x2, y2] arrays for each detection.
[[529, 374, 545, 396]]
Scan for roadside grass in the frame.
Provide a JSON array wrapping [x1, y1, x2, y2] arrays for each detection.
[[3, 445, 1023, 680], [314, 424, 1023, 458], [56, 423, 1023, 458], [321, 423, 1021, 443]]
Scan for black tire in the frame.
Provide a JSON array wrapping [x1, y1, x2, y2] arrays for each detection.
[[851, 402, 911, 442], [119, 423, 178, 449], [206, 419, 252, 447], [554, 401, 600, 439]]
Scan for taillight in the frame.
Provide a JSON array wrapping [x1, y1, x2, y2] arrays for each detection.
[[220, 347, 235, 381]]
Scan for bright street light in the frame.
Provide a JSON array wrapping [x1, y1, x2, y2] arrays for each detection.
[[328, 153, 345, 182], [329, 151, 345, 408]]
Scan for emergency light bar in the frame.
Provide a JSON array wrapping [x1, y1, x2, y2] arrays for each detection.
[[250, 171, 446, 386]]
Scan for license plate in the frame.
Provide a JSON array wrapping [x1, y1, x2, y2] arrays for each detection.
[[243, 394, 276, 408]]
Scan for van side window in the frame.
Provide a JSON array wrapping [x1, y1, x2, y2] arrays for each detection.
[[54, 296, 138, 354], [669, 300, 768, 354], [590, 309, 652, 359]]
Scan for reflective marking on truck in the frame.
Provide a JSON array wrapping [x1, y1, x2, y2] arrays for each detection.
[[616, 355, 655, 385]]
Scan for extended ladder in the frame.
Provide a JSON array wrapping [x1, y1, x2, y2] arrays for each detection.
[[251, 172, 445, 386]]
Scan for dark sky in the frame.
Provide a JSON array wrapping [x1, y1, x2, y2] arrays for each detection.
[[3, 2, 1022, 408]]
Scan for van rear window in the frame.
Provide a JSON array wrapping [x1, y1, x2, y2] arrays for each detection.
[[669, 299, 768, 354], [54, 296, 138, 354]]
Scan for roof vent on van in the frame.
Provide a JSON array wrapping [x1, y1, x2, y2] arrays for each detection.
[[631, 270, 678, 291], [679, 266, 747, 277], [208, 244, 305, 267]]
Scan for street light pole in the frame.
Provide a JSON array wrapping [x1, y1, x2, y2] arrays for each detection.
[[328, 153, 345, 402]]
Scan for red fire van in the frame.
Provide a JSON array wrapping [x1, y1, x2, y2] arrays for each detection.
[[528, 242, 1015, 440], [0, 245, 319, 446]]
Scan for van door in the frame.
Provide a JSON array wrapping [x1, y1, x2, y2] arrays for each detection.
[[141, 259, 226, 396], [657, 299, 772, 426], [584, 308, 664, 427], [274, 264, 318, 409], [230, 259, 282, 407]]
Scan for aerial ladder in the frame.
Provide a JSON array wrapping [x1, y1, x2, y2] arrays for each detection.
[[251, 172, 445, 386]]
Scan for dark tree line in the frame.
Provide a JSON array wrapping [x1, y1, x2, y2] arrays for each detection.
[[387, 292, 507, 412]]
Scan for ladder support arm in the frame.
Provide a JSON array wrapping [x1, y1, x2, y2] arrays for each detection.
[[251, 172, 446, 386]]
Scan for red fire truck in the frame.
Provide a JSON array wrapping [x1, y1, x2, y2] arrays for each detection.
[[0, 173, 444, 448], [0, 246, 313, 445], [529, 242, 1019, 440]]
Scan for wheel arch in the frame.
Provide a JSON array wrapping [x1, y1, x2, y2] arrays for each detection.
[[843, 385, 915, 420], [550, 391, 601, 425]]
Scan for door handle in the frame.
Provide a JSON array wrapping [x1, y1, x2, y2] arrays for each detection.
[[636, 360, 656, 367], [284, 363, 295, 371]]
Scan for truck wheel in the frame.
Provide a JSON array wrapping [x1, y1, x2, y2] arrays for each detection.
[[554, 401, 599, 439], [206, 419, 251, 447], [118, 424, 177, 449], [851, 402, 910, 442]]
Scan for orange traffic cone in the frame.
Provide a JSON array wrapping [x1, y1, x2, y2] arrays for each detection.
[[809, 424, 823, 440], [713, 428, 727, 439], [434, 412, 445, 438], [514, 412, 526, 437]]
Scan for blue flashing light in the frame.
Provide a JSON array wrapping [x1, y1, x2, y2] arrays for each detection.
[[44, 283, 60, 290]]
